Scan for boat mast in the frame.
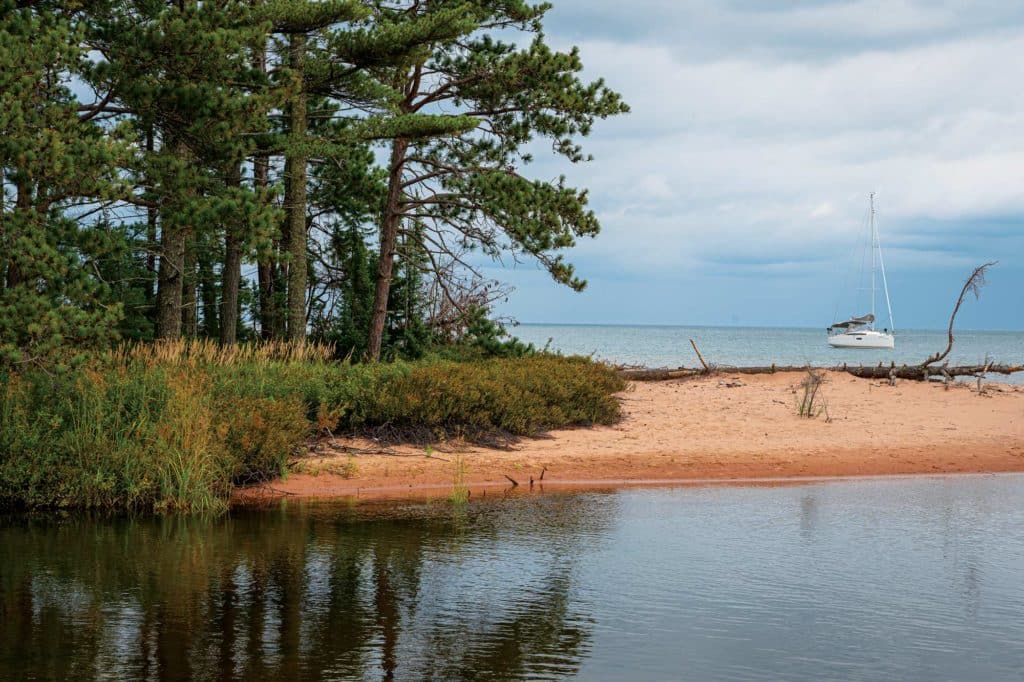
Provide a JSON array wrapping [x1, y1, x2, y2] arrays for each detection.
[[875, 196, 895, 333], [870, 193, 876, 330]]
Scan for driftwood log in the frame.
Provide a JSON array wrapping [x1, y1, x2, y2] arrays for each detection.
[[843, 363, 1021, 380], [618, 363, 1023, 382]]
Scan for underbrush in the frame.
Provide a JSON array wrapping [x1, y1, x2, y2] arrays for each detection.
[[0, 341, 623, 512]]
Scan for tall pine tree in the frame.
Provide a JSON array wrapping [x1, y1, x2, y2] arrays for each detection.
[[361, 0, 628, 360], [0, 1, 124, 366]]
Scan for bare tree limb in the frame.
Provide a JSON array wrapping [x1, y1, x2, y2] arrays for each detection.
[[922, 262, 997, 367]]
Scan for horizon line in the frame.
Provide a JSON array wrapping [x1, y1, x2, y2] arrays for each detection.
[[513, 322, 1024, 333]]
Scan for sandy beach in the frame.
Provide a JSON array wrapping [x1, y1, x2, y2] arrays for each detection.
[[236, 371, 1024, 503]]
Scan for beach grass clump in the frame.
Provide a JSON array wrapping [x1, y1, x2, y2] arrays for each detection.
[[796, 369, 828, 419], [0, 343, 623, 512]]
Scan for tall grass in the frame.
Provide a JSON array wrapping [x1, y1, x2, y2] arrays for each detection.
[[113, 338, 336, 366], [0, 344, 623, 512], [449, 453, 469, 506]]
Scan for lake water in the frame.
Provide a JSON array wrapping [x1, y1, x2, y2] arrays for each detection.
[[513, 324, 1024, 382], [4, 476, 1024, 680]]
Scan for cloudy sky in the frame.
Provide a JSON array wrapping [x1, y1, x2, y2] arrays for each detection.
[[491, 0, 1024, 330]]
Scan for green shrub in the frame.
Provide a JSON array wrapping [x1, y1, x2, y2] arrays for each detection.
[[352, 356, 623, 438], [216, 396, 310, 485]]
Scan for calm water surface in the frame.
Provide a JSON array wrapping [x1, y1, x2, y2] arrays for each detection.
[[3, 476, 1024, 680], [514, 324, 1024, 383]]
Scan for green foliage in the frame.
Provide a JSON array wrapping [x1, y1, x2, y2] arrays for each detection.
[[0, 360, 310, 513], [428, 307, 536, 360], [326, 6, 477, 69], [382, 229, 434, 359], [376, 1, 629, 292], [216, 394, 310, 484], [354, 355, 624, 438], [90, 1, 277, 164], [311, 224, 377, 358], [0, 2, 126, 365], [258, 0, 369, 34], [0, 345, 622, 512]]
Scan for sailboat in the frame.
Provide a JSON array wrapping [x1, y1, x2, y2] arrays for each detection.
[[827, 193, 895, 349]]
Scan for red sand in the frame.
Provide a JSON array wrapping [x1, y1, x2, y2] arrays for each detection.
[[234, 371, 1024, 504]]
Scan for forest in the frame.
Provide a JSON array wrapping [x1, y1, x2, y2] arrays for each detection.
[[0, 0, 627, 365], [0, 0, 628, 511]]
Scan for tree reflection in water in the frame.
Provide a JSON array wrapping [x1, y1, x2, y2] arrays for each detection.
[[0, 493, 617, 680]]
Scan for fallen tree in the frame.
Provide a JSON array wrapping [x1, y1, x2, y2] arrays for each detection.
[[846, 362, 1022, 380], [618, 364, 821, 381], [617, 363, 1024, 382]]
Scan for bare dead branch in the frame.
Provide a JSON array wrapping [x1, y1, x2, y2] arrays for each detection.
[[922, 261, 997, 367]]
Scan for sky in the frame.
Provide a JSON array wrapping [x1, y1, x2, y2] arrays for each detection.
[[488, 0, 1024, 330]]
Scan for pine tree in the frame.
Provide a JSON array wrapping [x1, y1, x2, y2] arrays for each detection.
[[361, 0, 629, 360], [261, 0, 476, 342], [310, 224, 376, 357], [385, 224, 433, 358], [0, 1, 124, 366], [305, 112, 385, 357], [245, 1, 373, 342]]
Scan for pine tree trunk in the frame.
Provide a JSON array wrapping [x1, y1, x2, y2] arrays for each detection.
[[155, 223, 185, 339], [145, 126, 158, 304], [257, 261, 278, 338], [253, 151, 279, 340], [367, 138, 409, 361], [284, 32, 307, 342], [251, 37, 280, 341], [182, 245, 198, 337], [220, 164, 242, 345], [156, 141, 192, 340], [199, 249, 219, 339]]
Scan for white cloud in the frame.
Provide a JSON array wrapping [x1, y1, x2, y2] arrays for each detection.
[[636, 174, 674, 200], [519, 27, 1024, 273], [810, 202, 835, 219]]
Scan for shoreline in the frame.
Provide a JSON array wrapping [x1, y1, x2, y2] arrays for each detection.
[[235, 471, 1024, 507], [235, 370, 1024, 506]]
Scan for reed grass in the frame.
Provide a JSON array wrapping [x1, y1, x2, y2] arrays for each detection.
[[0, 343, 623, 512], [111, 338, 336, 366], [448, 453, 469, 506]]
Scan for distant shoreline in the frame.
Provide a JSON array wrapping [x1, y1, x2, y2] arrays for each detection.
[[516, 322, 1024, 333], [237, 370, 1024, 505]]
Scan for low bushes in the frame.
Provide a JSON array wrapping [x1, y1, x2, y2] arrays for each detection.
[[357, 356, 624, 438], [0, 342, 623, 512]]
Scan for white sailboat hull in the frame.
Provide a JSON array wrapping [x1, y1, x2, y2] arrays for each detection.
[[827, 330, 894, 349]]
